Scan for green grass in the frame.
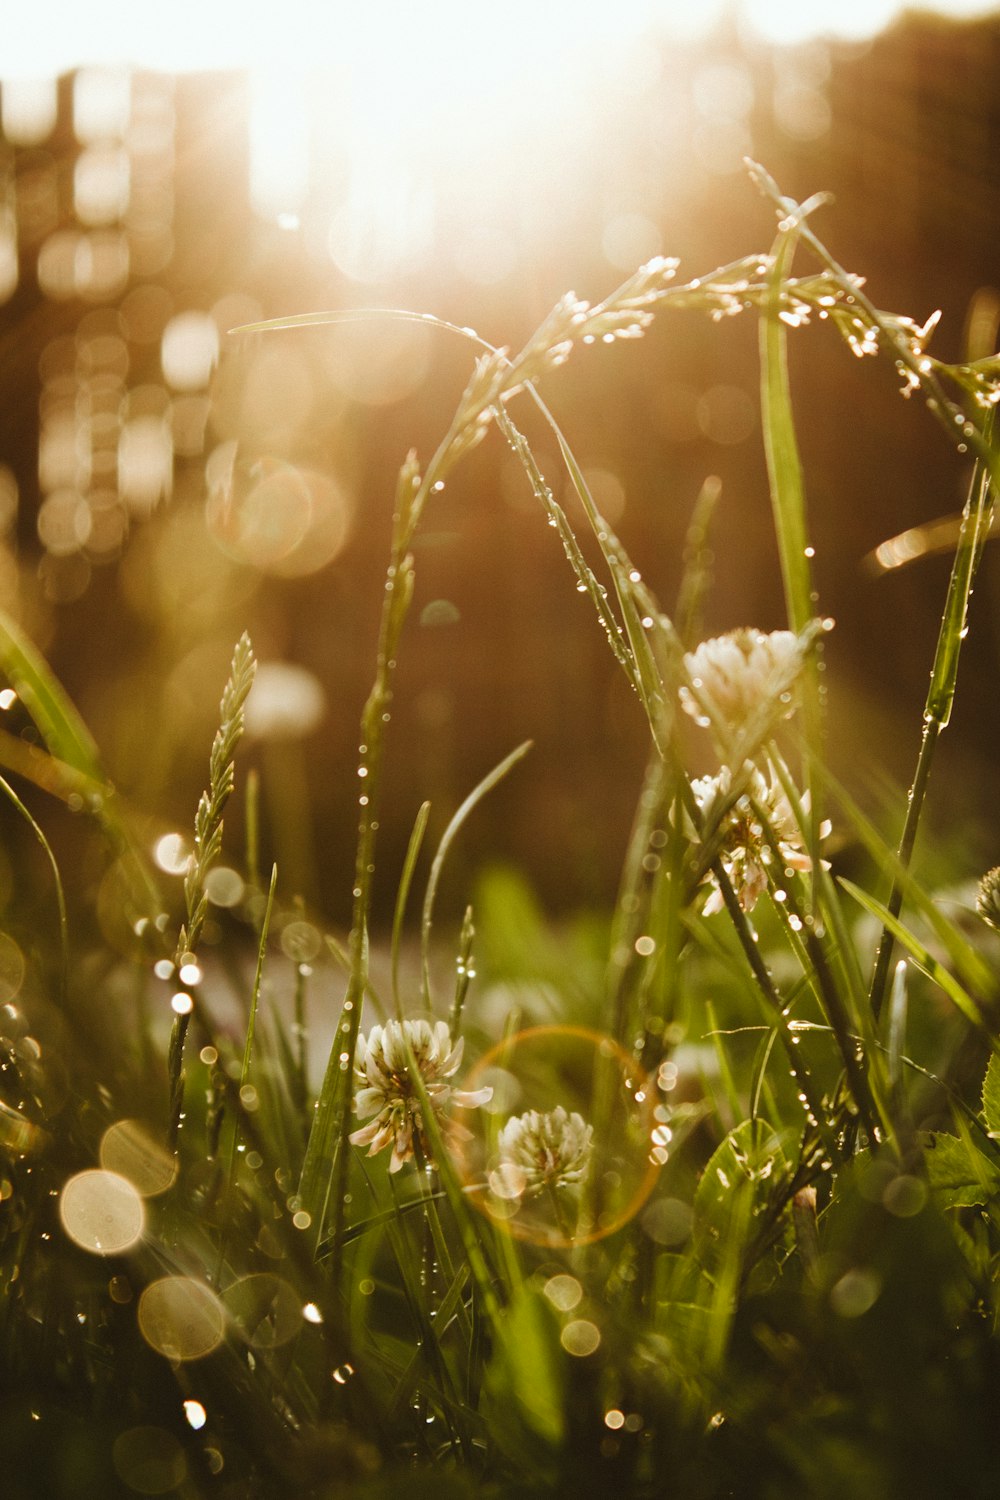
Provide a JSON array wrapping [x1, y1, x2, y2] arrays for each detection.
[[3, 166, 1000, 1497]]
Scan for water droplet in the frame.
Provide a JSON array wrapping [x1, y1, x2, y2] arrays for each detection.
[[184, 1399, 207, 1430]]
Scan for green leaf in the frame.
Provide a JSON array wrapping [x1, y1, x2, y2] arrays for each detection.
[[694, 1120, 787, 1237], [983, 1053, 1000, 1137], [923, 1131, 1000, 1209]]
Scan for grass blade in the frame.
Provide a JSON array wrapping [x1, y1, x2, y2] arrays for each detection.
[[840, 877, 990, 1033], [0, 773, 68, 998], [392, 801, 431, 1020], [421, 741, 532, 1011], [760, 226, 816, 637]]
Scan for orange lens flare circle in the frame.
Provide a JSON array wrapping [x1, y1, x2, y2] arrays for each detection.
[[458, 1025, 661, 1248]]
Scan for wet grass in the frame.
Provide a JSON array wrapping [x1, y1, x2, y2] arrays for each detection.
[[2, 166, 1000, 1498]]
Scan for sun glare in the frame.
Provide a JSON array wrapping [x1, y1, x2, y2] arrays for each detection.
[[5, 0, 997, 258], [6, 0, 999, 83]]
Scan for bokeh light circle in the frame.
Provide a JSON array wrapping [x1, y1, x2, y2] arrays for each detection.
[[59, 1168, 145, 1255], [244, 663, 326, 741], [222, 1272, 303, 1348], [100, 1119, 178, 1197], [112, 1425, 187, 1495], [138, 1276, 225, 1361], [205, 444, 353, 576], [458, 1025, 660, 1247]]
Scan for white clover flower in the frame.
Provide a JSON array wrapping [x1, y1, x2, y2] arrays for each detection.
[[349, 1019, 492, 1174], [692, 764, 830, 916], [977, 867, 1000, 933], [680, 627, 812, 758], [491, 1106, 593, 1201]]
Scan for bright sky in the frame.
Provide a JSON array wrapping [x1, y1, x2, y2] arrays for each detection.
[[3, 0, 999, 77]]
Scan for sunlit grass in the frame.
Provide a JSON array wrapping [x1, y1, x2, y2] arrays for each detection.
[[3, 163, 1000, 1497]]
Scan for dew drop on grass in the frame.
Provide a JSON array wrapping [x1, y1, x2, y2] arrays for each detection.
[[184, 1400, 207, 1430]]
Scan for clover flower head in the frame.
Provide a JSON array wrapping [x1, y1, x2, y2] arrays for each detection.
[[491, 1106, 594, 1201], [692, 763, 830, 916], [349, 1018, 492, 1173], [680, 628, 808, 755], [977, 866, 1000, 933]]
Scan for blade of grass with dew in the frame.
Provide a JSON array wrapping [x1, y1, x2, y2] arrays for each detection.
[[0, 608, 160, 922], [324, 932, 388, 1021], [268, 1002, 308, 1156], [885, 959, 916, 1154], [300, 456, 418, 1263], [752, 163, 999, 1016], [705, 856, 838, 1141], [238, 864, 277, 1093], [639, 784, 690, 1046], [760, 214, 822, 639], [869, 441, 996, 1022], [788, 1019, 994, 1148], [380, 1176, 470, 1455], [840, 877, 991, 1033], [449, 905, 475, 1040], [0, 724, 104, 806], [705, 998, 745, 1128], [769, 742, 870, 1011], [0, 608, 103, 779], [409, 1133, 470, 1344], [546, 416, 668, 729], [386, 1261, 477, 1433], [245, 766, 261, 892], [391, 800, 431, 1021], [605, 744, 676, 1050], [816, 758, 997, 1006], [291, 958, 309, 1116], [755, 757, 892, 1128], [0, 773, 68, 997], [492, 405, 639, 696], [523, 386, 684, 756], [675, 475, 723, 649], [219, 864, 275, 1274], [749, 1025, 781, 1125], [399, 1027, 503, 1337], [757, 203, 831, 898], [321, 1188, 450, 1254], [420, 741, 532, 1012]]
